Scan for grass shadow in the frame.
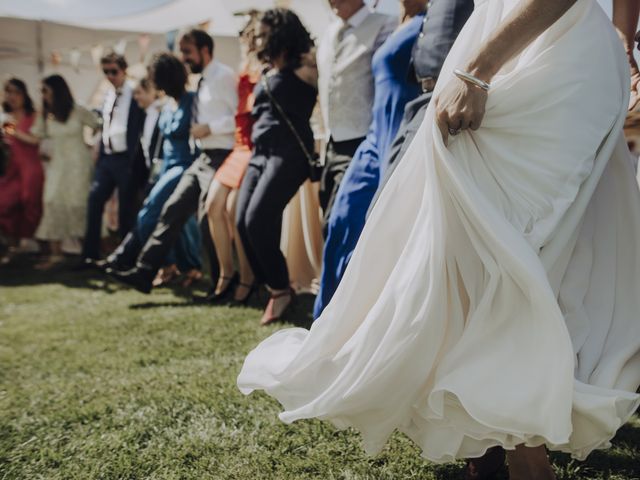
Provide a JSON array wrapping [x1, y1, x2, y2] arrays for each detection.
[[1, 253, 212, 302]]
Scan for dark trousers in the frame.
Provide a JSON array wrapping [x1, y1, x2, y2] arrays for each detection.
[[318, 137, 364, 238], [82, 152, 136, 260], [236, 149, 310, 290], [137, 149, 230, 280], [367, 93, 432, 218]]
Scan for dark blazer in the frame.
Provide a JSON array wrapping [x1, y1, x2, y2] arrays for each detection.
[[411, 0, 475, 81], [99, 94, 145, 160], [368, 0, 475, 210]]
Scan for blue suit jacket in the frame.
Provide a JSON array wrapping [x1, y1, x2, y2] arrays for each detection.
[[411, 0, 475, 81]]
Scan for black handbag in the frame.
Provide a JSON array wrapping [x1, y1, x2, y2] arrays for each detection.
[[0, 131, 9, 177], [261, 74, 323, 182]]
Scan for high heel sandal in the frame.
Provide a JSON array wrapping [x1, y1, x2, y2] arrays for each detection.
[[260, 288, 296, 326], [181, 269, 204, 288], [214, 272, 239, 298], [152, 264, 180, 287], [192, 272, 239, 304], [233, 282, 256, 305]]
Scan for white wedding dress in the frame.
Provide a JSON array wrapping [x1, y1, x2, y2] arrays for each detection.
[[238, 0, 640, 462]]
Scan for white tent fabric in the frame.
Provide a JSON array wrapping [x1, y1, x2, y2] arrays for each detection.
[[60, 0, 341, 39], [0, 16, 240, 105], [0, 17, 163, 104], [0, 0, 401, 38], [68, 0, 242, 35], [0, 0, 174, 23]]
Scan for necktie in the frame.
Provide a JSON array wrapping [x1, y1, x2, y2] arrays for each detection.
[[333, 21, 350, 62], [107, 89, 121, 152], [191, 76, 204, 125]]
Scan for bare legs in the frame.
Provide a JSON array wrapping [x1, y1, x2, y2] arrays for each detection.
[[34, 240, 64, 270], [226, 190, 255, 301], [206, 179, 254, 300], [507, 445, 556, 480]]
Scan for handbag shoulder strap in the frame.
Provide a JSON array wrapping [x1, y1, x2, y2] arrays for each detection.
[[261, 73, 315, 164], [152, 126, 164, 160]]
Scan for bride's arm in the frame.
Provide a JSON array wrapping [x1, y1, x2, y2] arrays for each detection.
[[612, 0, 640, 109], [436, 0, 578, 144], [612, 0, 640, 57]]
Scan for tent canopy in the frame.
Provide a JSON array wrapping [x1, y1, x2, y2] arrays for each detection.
[[0, 0, 404, 37]]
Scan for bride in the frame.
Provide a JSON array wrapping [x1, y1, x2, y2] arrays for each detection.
[[238, 0, 640, 478]]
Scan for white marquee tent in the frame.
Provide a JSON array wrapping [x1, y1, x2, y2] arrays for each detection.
[[0, 0, 402, 106], [0, 0, 615, 106]]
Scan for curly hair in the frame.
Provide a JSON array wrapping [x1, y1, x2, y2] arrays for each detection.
[[148, 52, 187, 100], [258, 8, 314, 69]]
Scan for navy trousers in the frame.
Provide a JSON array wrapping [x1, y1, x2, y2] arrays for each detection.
[[82, 152, 136, 260]]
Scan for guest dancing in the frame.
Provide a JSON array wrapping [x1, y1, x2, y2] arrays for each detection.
[[203, 14, 261, 303], [106, 30, 237, 294], [17, 75, 99, 269], [369, 0, 475, 213], [317, 0, 396, 236], [314, 0, 426, 319], [239, 1, 640, 479], [0, 78, 44, 262], [235, 8, 317, 324], [104, 55, 202, 283], [81, 53, 145, 265]]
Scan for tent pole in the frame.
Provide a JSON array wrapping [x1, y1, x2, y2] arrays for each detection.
[[36, 20, 44, 74]]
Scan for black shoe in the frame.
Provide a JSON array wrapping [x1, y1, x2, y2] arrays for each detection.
[[192, 273, 239, 304], [73, 257, 100, 271], [95, 256, 130, 273], [106, 266, 154, 294], [191, 287, 218, 304], [232, 282, 256, 306], [94, 259, 112, 271]]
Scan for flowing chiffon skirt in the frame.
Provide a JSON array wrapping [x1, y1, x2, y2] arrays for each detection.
[[238, 0, 640, 462]]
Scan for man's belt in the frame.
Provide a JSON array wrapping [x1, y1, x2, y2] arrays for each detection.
[[418, 75, 437, 93]]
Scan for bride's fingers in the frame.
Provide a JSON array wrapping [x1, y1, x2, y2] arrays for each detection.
[[436, 108, 450, 146], [459, 114, 474, 131]]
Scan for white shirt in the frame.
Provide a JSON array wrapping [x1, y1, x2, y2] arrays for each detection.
[[102, 80, 134, 154], [195, 60, 238, 151], [343, 6, 395, 54], [317, 8, 396, 142], [141, 98, 163, 167]]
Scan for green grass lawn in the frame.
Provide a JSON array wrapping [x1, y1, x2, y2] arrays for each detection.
[[1, 257, 639, 479]]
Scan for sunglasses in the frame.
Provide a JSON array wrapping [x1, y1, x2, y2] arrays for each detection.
[[103, 68, 120, 76]]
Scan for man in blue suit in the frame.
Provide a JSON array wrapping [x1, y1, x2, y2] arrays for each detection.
[[369, 0, 474, 213]]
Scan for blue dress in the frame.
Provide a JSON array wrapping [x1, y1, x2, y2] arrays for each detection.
[[314, 14, 424, 319], [134, 92, 202, 272]]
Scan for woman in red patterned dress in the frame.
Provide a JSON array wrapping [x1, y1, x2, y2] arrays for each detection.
[[0, 78, 44, 261]]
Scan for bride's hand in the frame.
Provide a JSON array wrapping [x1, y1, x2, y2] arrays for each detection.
[[435, 79, 488, 146]]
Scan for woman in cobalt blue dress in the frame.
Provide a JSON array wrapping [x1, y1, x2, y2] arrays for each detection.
[[314, 5, 426, 318], [107, 53, 201, 276]]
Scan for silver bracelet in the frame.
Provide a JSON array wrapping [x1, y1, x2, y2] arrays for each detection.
[[454, 69, 491, 92]]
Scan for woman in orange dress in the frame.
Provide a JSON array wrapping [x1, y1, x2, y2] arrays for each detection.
[[204, 15, 261, 303]]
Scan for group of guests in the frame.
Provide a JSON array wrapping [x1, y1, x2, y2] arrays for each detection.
[[1, 0, 476, 325]]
